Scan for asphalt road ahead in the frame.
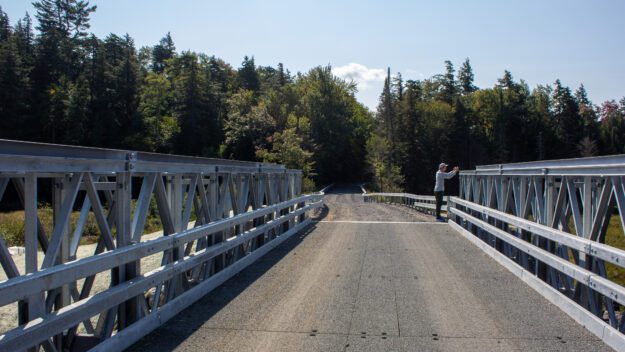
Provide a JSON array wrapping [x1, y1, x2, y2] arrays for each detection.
[[129, 185, 610, 352]]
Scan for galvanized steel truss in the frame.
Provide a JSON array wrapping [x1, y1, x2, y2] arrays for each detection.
[[362, 155, 625, 350], [451, 155, 625, 348], [363, 193, 446, 215], [0, 140, 321, 351]]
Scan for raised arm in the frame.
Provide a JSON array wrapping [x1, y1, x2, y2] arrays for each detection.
[[443, 166, 460, 179], [442, 170, 457, 179]]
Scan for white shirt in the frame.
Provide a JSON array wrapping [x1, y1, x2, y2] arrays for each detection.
[[434, 170, 457, 192]]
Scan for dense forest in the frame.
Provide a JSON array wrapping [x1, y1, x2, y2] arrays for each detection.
[[0, 1, 372, 191], [1, 1, 624, 194], [370, 61, 625, 194]]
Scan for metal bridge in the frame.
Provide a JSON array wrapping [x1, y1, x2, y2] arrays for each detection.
[[0, 140, 624, 352]]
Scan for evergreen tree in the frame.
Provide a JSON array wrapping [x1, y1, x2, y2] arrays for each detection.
[[377, 67, 395, 140], [0, 7, 10, 41], [0, 9, 33, 140], [393, 72, 403, 101], [575, 84, 599, 141], [440, 60, 457, 103], [30, 0, 96, 143], [238, 55, 261, 92], [33, 0, 96, 39], [552, 79, 583, 157], [169, 52, 221, 156], [458, 58, 477, 94], [599, 100, 625, 154], [62, 74, 90, 144], [152, 32, 175, 73]]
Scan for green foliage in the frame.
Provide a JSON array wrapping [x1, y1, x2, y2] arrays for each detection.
[[366, 60, 622, 195], [238, 56, 260, 92], [2, 3, 624, 194], [169, 51, 222, 156], [224, 90, 276, 160], [0, 198, 166, 247], [366, 133, 404, 192], [599, 100, 625, 154], [139, 72, 177, 152], [458, 58, 477, 94], [294, 66, 373, 183], [151, 32, 175, 73], [257, 128, 313, 173]]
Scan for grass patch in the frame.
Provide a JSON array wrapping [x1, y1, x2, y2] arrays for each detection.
[[0, 198, 164, 247], [604, 215, 625, 286]]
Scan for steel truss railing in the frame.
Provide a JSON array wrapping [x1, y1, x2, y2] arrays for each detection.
[[362, 156, 625, 350], [451, 155, 625, 351], [0, 140, 323, 351], [363, 193, 446, 215]]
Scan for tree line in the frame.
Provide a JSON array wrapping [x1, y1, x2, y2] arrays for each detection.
[[368, 60, 625, 194], [0, 1, 373, 190], [2, 2, 624, 195]]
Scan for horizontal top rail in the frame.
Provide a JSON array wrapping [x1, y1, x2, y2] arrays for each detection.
[[0, 139, 297, 173], [463, 153, 625, 176], [0, 193, 321, 307], [450, 197, 625, 269], [364, 193, 438, 201]]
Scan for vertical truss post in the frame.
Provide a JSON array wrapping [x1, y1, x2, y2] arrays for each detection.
[[53, 175, 71, 349], [115, 170, 137, 329], [23, 173, 44, 351]]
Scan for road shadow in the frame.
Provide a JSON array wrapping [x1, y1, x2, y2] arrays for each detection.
[[128, 222, 320, 352], [311, 203, 329, 221], [322, 183, 362, 195]]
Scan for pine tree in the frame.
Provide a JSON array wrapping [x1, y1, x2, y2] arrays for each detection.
[[377, 67, 395, 140], [458, 58, 477, 94], [393, 73, 403, 101], [169, 52, 221, 156], [0, 9, 34, 140], [440, 60, 457, 103], [62, 74, 90, 144], [575, 84, 599, 143], [0, 7, 9, 41], [497, 70, 515, 89], [238, 56, 261, 92], [552, 79, 583, 157], [33, 0, 96, 39], [152, 32, 175, 73]]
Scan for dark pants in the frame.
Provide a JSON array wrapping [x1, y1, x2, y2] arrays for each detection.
[[435, 191, 443, 218]]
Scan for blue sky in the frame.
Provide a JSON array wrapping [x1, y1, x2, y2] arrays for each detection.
[[3, 0, 624, 110]]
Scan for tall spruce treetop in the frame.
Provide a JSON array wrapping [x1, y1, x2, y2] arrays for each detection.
[[377, 67, 394, 139], [152, 32, 175, 73], [458, 58, 477, 94], [440, 60, 456, 103], [0, 7, 10, 41], [277, 62, 290, 86], [33, 0, 96, 38], [552, 79, 583, 155], [575, 84, 591, 106], [238, 56, 261, 92], [497, 70, 516, 90], [393, 72, 403, 100]]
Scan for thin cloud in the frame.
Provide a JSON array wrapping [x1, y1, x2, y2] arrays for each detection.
[[333, 63, 386, 89], [405, 68, 426, 78]]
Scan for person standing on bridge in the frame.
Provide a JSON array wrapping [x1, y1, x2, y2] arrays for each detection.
[[434, 162, 459, 222]]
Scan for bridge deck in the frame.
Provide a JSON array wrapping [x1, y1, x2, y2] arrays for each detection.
[[129, 185, 610, 352]]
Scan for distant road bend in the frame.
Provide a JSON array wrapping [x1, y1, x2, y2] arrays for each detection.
[[130, 184, 610, 352]]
